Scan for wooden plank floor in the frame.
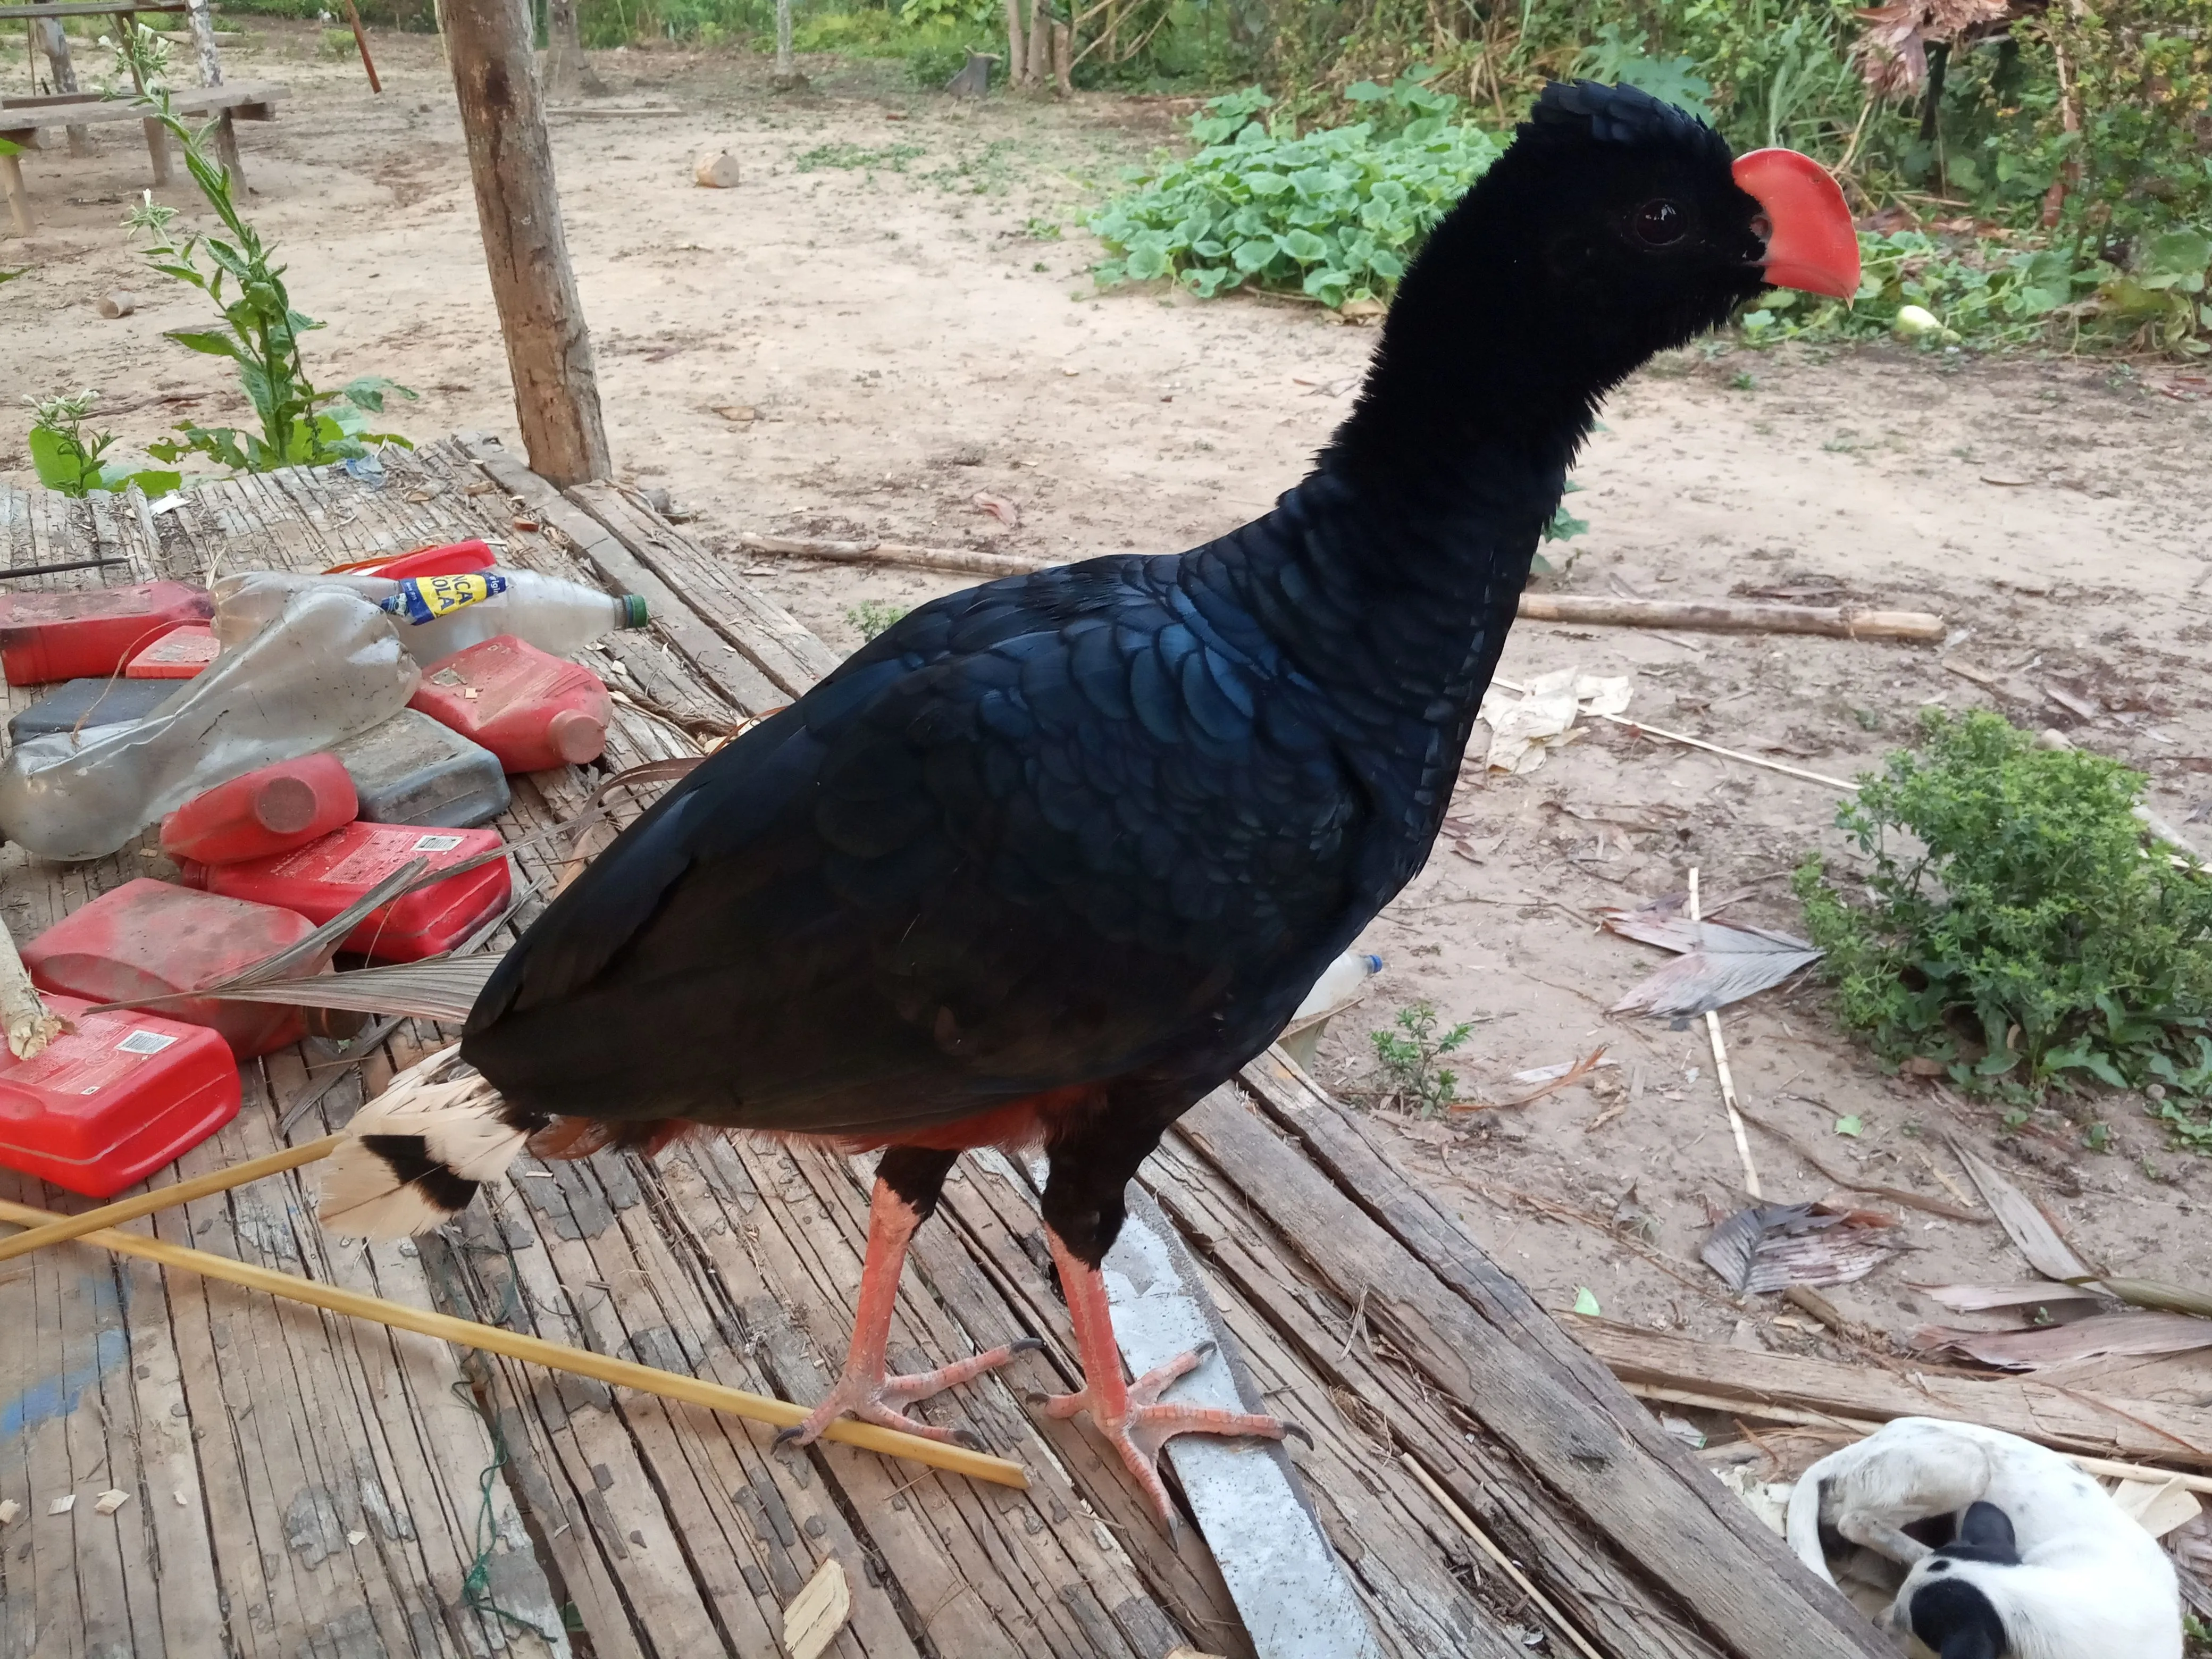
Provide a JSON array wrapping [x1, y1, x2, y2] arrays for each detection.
[[0, 443, 1892, 1659]]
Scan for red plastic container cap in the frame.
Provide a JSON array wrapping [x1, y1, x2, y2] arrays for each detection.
[[329, 540, 497, 581], [125, 623, 221, 680], [0, 995, 240, 1198], [410, 634, 611, 774], [0, 581, 214, 686], [22, 878, 329, 1059], [195, 823, 510, 962], [160, 752, 359, 866]]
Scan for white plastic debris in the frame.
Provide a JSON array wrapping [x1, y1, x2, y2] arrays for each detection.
[[0, 1498, 20, 1526], [48, 1494, 75, 1515], [93, 1489, 130, 1516], [347, 1529, 367, 1546], [1477, 669, 1632, 775]]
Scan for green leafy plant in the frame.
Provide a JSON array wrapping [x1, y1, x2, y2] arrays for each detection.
[[1369, 1000, 1473, 1117], [1089, 75, 1501, 308], [127, 99, 415, 473], [1795, 711, 2212, 1145], [25, 391, 181, 499], [794, 140, 926, 173], [96, 19, 171, 94], [843, 599, 909, 641]]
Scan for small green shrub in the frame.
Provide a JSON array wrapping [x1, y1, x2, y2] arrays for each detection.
[[25, 390, 180, 499], [1089, 73, 1502, 308], [843, 599, 908, 641], [1795, 710, 2212, 1145], [1369, 1001, 1472, 1117], [319, 26, 357, 57]]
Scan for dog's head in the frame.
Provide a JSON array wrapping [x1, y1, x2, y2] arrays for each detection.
[[1884, 1504, 2020, 1659]]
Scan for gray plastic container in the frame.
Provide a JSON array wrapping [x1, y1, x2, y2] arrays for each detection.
[[331, 709, 510, 829], [9, 677, 181, 741]]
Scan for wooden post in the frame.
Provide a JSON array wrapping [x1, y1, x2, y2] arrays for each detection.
[[1024, 0, 1048, 87], [182, 0, 223, 85], [442, 0, 613, 485], [32, 18, 90, 156], [769, 0, 803, 90], [1002, 0, 1026, 85], [541, 0, 605, 101], [339, 0, 382, 91]]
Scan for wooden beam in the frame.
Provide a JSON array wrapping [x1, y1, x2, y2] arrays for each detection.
[[441, 0, 611, 485], [1571, 1317, 2212, 1470]]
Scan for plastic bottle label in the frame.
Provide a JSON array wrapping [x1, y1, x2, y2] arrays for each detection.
[[116, 1030, 179, 1055], [412, 834, 465, 852], [382, 573, 509, 626]]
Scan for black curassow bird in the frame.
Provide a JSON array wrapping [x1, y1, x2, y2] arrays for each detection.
[[321, 81, 1858, 1524]]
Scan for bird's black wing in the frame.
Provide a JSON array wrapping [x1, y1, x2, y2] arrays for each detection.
[[462, 550, 1368, 1138]]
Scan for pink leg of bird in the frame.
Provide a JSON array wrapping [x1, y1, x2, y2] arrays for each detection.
[[1034, 1224, 1307, 1527], [781, 1178, 1042, 1449]]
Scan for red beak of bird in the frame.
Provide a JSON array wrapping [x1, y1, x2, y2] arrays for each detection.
[[1732, 148, 1861, 301]]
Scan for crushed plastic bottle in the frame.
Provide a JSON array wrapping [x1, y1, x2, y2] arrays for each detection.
[[211, 568, 647, 663], [0, 587, 418, 862]]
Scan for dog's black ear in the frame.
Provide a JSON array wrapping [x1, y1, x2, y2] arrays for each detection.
[[1911, 1578, 2008, 1659], [1954, 1502, 2019, 1563]]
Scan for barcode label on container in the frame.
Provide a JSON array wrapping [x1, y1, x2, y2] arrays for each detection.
[[116, 1030, 178, 1055], [413, 835, 465, 852]]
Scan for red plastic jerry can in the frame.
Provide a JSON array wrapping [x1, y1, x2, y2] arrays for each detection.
[[22, 878, 331, 1059], [160, 753, 359, 866], [125, 623, 221, 680], [410, 634, 611, 774], [0, 581, 214, 686], [186, 823, 510, 963], [0, 995, 240, 1198], [325, 540, 497, 581]]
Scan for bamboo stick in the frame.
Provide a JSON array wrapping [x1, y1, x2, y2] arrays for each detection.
[[1402, 1456, 1605, 1659], [0, 1194, 1029, 1489], [1691, 868, 1761, 1200], [0, 1134, 341, 1264]]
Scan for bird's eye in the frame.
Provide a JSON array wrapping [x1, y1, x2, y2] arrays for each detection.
[[1634, 199, 1686, 247]]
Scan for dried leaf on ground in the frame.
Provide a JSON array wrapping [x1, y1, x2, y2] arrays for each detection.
[[1947, 1138, 2094, 1281], [970, 492, 1021, 528], [1476, 669, 1632, 775], [2107, 1474, 2201, 1540], [1912, 1281, 2109, 1313], [1702, 1202, 1897, 1294], [1608, 920, 1823, 1018], [1911, 1310, 2212, 1371], [2076, 1277, 2212, 1320]]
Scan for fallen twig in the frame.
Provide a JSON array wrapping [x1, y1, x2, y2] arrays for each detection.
[[1516, 594, 1944, 641], [1692, 870, 1761, 1199], [1733, 1104, 1988, 1224]]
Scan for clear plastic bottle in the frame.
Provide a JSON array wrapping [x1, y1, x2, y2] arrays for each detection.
[[0, 587, 419, 862], [210, 569, 647, 662]]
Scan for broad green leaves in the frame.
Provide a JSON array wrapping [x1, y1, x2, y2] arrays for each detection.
[[1090, 78, 1501, 311]]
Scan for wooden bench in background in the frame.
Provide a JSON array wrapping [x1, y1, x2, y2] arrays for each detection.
[[0, 79, 286, 234]]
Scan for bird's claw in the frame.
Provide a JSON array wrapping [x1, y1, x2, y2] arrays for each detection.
[[779, 1337, 1044, 1449], [1033, 1344, 1304, 1529]]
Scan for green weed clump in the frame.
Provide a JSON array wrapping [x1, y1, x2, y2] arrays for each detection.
[[1088, 74, 1501, 308], [1796, 711, 2212, 1146], [1369, 1001, 1472, 1117]]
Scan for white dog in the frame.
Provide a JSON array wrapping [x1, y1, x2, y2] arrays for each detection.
[[1784, 1417, 2181, 1659]]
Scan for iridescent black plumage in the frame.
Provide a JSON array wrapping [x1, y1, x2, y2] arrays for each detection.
[[462, 80, 1777, 1262]]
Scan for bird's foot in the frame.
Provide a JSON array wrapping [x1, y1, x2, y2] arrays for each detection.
[[779, 1337, 1046, 1450], [1034, 1342, 1311, 1527]]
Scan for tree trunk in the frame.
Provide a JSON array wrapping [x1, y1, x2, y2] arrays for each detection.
[[182, 0, 223, 85], [541, 0, 605, 100], [33, 19, 91, 157], [1003, 0, 1027, 85], [442, 0, 613, 485], [1050, 18, 1069, 94], [1918, 39, 1948, 195], [769, 0, 806, 88], [1025, 0, 1049, 88]]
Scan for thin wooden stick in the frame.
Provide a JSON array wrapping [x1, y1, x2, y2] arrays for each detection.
[[1517, 594, 1945, 641], [1402, 1455, 1606, 1659], [1692, 868, 1761, 1200], [1613, 1381, 2212, 1497], [1503, 678, 1863, 792], [339, 0, 381, 91], [0, 1133, 341, 1264], [0, 1194, 1028, 1489]]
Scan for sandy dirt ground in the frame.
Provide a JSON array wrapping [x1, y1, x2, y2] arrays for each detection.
[[10, 26, 2212, 1396]]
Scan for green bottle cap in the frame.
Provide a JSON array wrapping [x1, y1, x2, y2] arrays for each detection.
[[620, 593, 649, 628]]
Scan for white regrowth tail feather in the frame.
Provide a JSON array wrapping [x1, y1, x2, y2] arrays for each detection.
[[317, 1043, 530, 1239]]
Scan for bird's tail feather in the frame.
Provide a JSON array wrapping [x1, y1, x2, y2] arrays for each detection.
[[317, 1044, 534, 1239]]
